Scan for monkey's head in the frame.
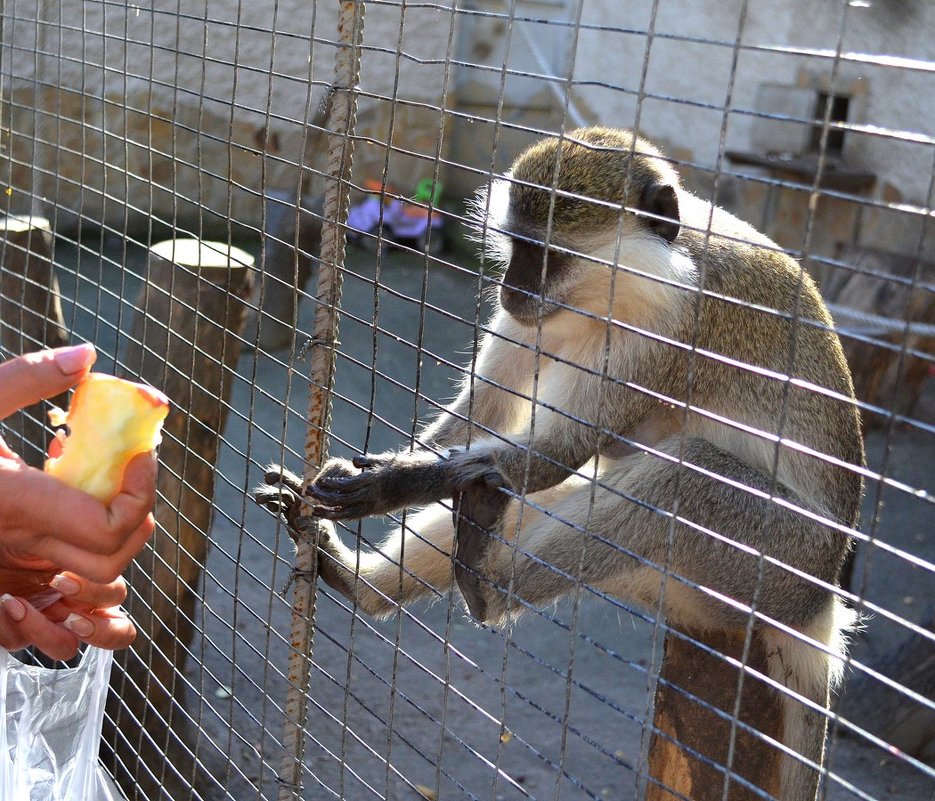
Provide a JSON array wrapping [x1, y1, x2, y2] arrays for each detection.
[[473, 127, 683, 325]]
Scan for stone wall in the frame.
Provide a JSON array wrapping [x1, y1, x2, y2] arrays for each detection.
[[0, 1, 457, 235]]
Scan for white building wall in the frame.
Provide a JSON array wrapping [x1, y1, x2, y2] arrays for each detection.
[[573, 0, 934, 257], [0, 0, 930, 249], [576, 0, 933, 195]]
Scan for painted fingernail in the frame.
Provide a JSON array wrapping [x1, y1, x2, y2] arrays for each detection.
[[63, 613, 95, 637], [50, 574, 81, 595], [53, 342, 96, 374], [1, 594, 26, 622]]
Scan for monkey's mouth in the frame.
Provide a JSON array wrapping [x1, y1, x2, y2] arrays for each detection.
[[500, 285, 562, 324]]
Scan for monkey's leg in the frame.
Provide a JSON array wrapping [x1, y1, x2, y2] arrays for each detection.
[[316, 504, 458, 618], [467, 438, 849, 801]]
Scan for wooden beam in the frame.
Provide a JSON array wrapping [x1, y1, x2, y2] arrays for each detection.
[[647, 628, 784, 801], [105, 238, 253, 801]]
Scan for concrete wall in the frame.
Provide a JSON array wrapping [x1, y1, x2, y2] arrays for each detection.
[[572, 0, 935, 261]]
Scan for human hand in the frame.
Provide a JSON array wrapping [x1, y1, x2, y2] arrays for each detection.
[[0, 571, 136, 660], [0, 344, 157, 584]]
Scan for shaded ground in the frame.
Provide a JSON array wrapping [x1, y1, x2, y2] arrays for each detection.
[[59, 236, 934, 800]]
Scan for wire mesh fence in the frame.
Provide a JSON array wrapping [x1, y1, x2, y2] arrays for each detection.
[[0, 1, 932, 800]]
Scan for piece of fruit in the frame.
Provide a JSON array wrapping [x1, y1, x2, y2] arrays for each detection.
[[44, 373, 169, 504]]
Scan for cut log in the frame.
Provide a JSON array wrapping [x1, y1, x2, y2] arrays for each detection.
[[105, 238, 253, 801], [647, 627, 811, 801], [244, 190, 323, 351]]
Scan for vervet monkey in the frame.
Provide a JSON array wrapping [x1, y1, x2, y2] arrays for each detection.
[[257, 127, 864, 800]]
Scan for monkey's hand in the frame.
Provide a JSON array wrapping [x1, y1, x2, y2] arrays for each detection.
[[447, 449, 513, 621], [452, 476, 511, 622], [253, 460, 358, 535], [307, 452, 454, 520], [254, 464, 309, 535]]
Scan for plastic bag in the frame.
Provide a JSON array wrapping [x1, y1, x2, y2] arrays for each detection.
[[0, 645, 125, 801]]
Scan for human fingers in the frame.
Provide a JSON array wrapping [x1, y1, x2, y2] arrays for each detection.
[[0, 594, 80, 661], [18, 512, 154, 586], [78, 607, 136, 650], [107, 450, 159, 533], [0, 454, 157, 582], [0, 434, 23, 462], [46, 429, 65, 459], [42, 603, 136, 650], [49, 572, 128, 609], [0, 566, 57, 600], [0, 344, 96, 420]]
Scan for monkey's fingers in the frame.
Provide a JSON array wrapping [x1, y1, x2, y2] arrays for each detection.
[[253, 484, 307, 532], [311, 467, 394, 514], [262, 463, 305, 495], [314, 471, 370, 492], [453, 485, 509, 622], [351, 454, 393, 471], [315, 456, 359, 483], [308, 483, 381, 520], [450, 470, 507, 494], [313, 503, 364, 522], [254, 487, 292, 514]]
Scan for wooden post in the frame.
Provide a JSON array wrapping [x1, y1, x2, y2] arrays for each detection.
[[105, 238, 253, 801], [0, 215, 69, 466], [646, 628, 785, 801], [820, 246, 934, 430], [245, 190, 323, 351]]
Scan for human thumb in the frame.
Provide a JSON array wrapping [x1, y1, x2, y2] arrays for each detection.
[[0, 344, 96, 420]]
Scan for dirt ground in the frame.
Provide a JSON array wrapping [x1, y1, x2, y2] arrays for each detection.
[[63, 237, 934, 800]]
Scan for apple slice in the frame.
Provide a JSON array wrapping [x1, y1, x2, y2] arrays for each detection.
[[44, 373, 169, 504]]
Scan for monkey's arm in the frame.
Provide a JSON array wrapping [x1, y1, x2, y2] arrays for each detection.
[[421, 310, 536, 448], [308, 351, 655, 521], [309, 311, 674, 520], [305, 312, 542, 518]]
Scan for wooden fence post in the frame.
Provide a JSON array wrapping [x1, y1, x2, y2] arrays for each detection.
[[646, 628, 785, 801], [245, 189, 323, 352], [0, 215, 69, 466], [106, 238, 254, 801]]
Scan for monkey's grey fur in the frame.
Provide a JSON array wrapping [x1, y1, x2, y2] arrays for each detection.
[[257, 127, 864, 800]]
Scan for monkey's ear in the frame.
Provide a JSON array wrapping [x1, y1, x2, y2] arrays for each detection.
[[638, 183, 680, 242]]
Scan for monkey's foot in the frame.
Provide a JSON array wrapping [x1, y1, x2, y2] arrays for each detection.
[[254, 463, 309, 535], [453, 482, 510, 622]]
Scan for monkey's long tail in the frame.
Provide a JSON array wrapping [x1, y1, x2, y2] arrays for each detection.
[[763, 596, 856, 801]]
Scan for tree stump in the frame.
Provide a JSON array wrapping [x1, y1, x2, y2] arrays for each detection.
[[820, 246, 934, 430], [106, 238, 254, 801], [244, 189, 323, 351], [647, 628, 793, 801], [0, 215, 69, 466]]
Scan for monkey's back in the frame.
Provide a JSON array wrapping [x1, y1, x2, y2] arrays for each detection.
[[674, 192, 864, 531]]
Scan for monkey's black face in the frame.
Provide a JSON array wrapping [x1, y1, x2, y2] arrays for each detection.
[[500, 237, 571, 325]]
